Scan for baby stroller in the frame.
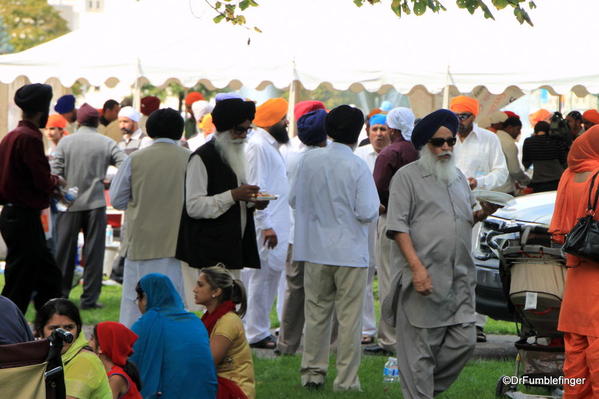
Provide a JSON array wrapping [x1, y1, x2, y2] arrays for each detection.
[[0, 328, 73, 399], [487, 223, 566, 399]]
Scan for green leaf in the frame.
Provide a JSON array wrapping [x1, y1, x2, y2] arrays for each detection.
[[491, 0, 509, 10], [239, 0, 250, 11], [215, 1, 221, 8], [253, 26, 262, 33], [402, 1, 411, 15], [354, 0, 364, 6], [213, 14, 225, 23], [391, 0, 402, 16], [528, 1, 536, 9], [477, 0, 495, 19], [413, 0, 427, 16], [248, 0, 259, 5]]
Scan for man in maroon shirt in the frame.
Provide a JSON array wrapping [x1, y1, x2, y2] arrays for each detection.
[[0, 83, 64, 314], [366, 107, 418, 355]]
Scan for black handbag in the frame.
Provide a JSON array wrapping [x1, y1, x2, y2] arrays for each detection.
[[563, 171, 599, 262]]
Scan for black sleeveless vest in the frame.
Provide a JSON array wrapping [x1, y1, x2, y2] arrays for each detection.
[[176, 140, 260, 270]]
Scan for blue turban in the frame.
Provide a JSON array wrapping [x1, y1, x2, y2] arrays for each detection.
[[54, 94, 75, 114], [411, 109, 459, 150], [369, 113, 387, 126], [215, 93, 242, 102], [297, 109, 327, 146], [380, 100, 393, 112]]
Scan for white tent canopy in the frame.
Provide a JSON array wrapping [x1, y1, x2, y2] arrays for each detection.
[[0, 0, 598, 95]]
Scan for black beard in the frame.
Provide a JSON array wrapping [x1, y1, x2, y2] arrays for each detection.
[[269, 123, 289, 144], [121, 127, 133, 135], [458, 123, 472, 135]]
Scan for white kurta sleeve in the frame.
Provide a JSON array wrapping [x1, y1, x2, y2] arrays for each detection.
[[185, 154, 236, 219], [476, 134, 508, 190], [354, 163, 380, 224], [246, 140, 273, 231]]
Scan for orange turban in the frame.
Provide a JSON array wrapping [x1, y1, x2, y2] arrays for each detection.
[[253, 98, 288, 128], [528, 109, 552, 126], [367, 108, 384, 122], [185, 91, 204, 106], [46, 114, 67, 129], [449, 96, 480, 116], [582, 109, 599, 125]]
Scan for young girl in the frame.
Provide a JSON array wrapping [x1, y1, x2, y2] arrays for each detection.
[[90, 321, 142, 399], [194, 265, 255, 399]]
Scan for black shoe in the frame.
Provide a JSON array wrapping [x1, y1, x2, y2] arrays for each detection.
[[364, 344, 393, 356], [249, 335, 277, 349], [80, 302, 104, 310], [476, 326, 487, 343], [304, 382, 324, 391]]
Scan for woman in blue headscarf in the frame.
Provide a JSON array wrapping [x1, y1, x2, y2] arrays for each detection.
[[130, 273, 217, 399]]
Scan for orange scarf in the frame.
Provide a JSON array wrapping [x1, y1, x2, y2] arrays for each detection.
[[549, 126, 599, 265]]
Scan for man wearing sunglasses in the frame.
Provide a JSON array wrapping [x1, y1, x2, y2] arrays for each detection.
[[382, 109, 500, 399]]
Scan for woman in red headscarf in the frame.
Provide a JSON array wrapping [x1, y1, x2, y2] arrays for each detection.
[[549, 125, 599, 399], [90, 321, 142, 399]]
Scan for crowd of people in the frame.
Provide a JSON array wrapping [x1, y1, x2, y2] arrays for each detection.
[[0, 81, 598, 398]]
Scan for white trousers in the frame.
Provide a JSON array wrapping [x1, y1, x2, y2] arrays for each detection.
[[362, 219, 378, 336], [119, 257, 184, 328], [244, 229, 288, 343]]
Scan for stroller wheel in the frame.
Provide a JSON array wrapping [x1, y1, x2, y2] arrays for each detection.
[[496, 375, 515, 398]]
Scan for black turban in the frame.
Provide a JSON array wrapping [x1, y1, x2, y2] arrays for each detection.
[[411, 109, 459, 150], [14, 83, 52, 113], [146, 108, 184, 140], [211, 98, 256, 132], [297, 109, 327, 146], [325, 105, 364, 144]]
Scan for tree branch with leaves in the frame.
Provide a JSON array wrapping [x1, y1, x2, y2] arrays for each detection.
[[204, 0, 537, 30]]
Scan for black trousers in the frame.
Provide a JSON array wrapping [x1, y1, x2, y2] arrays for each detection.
[[0, 205, 62, 314], [55, 208, 106, 306]]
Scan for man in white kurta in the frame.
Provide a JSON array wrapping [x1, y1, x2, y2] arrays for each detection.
[[449, 95, 508, 341], [291, 105, 379, 391], [353, 112, 390, 344], [244, 98, 291, 348]]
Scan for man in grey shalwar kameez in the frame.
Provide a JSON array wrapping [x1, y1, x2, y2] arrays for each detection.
[[381, 109, 499, 398]]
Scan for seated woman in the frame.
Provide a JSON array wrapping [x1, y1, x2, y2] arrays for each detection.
[[90, 321, 142, 399], [34, 298, 111, 399], [195, 265, 256, 399], [130, 273, 217, 399], [0, 295, 34, 345]]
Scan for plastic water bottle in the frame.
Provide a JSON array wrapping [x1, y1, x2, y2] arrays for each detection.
[[56, 186, 79, 211], [383, 357, 400, 383], [106, 225, 113, 245]]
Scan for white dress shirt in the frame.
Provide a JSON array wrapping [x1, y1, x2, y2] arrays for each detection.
[[246, 128, 290, 237], [290, 142, 380, 267], [354, 143, 377, 173], [453, 123, 508, 190], [185, 142, 249, 235]]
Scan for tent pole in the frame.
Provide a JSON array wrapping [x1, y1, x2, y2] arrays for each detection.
[[442, 65, 451, 108]]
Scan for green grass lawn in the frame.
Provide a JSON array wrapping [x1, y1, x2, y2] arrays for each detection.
[[253, 355, 514, 398]]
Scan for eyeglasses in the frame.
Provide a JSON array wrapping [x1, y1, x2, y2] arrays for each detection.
[[233, 125, 251, 134], [429, 137, 457, 147], [455, 113, 473, 121]]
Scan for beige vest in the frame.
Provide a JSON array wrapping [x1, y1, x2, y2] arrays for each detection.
[[123, 142, 191, 260]]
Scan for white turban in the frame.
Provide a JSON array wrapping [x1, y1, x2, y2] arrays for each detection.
[[118, 106, 141, 123], [191, 100, 214, 121], [387, 107, 415, 141]]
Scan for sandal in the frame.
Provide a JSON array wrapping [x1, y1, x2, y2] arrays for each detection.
[[361, 335, 375, 345], [250, 335, 277, 349]]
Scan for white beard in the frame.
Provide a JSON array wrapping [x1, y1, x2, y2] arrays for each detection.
[[417, 145, 458, 185], [214, 131, 248, 183]]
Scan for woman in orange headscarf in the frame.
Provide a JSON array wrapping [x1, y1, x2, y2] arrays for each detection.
[[549, 125, 599, 399]]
